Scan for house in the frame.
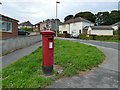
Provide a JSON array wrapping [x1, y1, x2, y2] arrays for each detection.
[[112, 22, 120, 31], [59, 17, 94, 34], [0, 14, 19, 39], [87, 26, 114, 35], [18, 21, 33, 29], [33, 22, 42, 31], [34, 19, 61, 31]]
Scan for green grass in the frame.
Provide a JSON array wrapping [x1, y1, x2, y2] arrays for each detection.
[[2, 40, 105, 88], [95, 40, 120, 43]]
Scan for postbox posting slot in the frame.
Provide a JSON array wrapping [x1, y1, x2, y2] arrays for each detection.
[[48, 38, 53, 40]]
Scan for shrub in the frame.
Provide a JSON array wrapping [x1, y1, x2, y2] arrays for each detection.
[[20, 27, 33, 32], [79, 34, 119, 40], [57, 33, 71, 38], [65, 34, 71, 38], [79, 34, 93, 40], [95, 35, 119, 40], [57, 33, 66, 37], [113, 30, 120, 35]]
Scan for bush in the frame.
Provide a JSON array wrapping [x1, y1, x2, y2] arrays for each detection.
[[57, 33, 66, 37], [79, 34, 93, 40], [113, 30, 120, 35], [57, 33, 71, 38], [65, 34, 71, 38], [20, 27, 33, 32], [95, 35, 119, 40], [79, 34, 119, 40]]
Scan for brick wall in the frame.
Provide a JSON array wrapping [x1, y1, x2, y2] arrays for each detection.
[[1, 18, 18, 39]]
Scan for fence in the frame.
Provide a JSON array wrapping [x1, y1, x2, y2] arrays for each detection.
[[2, 34, 42, 55]]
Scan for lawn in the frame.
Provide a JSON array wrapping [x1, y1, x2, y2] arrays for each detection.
[[2, 40, 105, 88]]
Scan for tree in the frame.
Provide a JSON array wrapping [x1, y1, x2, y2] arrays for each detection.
[[64, 15, 74, 22], [95, 11, 111, 25], [95, 10, 120, 25], [55, 19, 60, 21], [75, 11, 95, 22], [110, 10, 120, 24]]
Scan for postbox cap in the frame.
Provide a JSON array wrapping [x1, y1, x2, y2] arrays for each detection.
[[40, 31, 55, 35]]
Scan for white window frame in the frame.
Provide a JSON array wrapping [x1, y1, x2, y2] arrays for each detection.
[[0, 20, 12, 32]]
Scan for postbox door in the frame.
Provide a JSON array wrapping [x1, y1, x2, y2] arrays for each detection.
[[48, 36, 54, 49]]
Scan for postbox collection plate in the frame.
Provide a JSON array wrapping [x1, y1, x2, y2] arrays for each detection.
[[49, 42, 53, 48]]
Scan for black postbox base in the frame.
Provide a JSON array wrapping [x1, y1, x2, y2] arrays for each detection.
[[42, 65, 53, 74]]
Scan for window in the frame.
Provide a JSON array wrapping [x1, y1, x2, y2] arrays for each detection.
[[62, 25, 66, 28], [36, 25, 38, 27], [0, 20, 12, 32]]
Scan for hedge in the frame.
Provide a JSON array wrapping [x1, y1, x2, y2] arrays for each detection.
[[57, 33, 71, 38], [57, 33, 120, 40], [79, 34, 93, 40], [95, 35, 119, 40], [57, 33, 66, 38], [79, 34, 119, 40], [20, 27, 33, 32]]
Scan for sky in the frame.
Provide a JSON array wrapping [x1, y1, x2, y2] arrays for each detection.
[[0, 0, 119, 24]]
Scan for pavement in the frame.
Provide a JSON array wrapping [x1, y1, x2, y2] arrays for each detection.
[[1, 41, 42, 69], [48, 37, 119, 88]]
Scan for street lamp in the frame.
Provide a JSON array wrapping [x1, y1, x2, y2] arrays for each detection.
[[56, 1, 60, 39]]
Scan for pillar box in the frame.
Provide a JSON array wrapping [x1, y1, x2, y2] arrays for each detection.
[[40, 31, 55, 74]]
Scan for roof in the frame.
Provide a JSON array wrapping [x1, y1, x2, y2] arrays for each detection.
[[112, 22, 120, 26], [83, 26, 89, 30], [34, 19, 62, 25], [40, 30, 55, 35], [60, 17, 94, 25], [19, 21, 33, 26], [0, 14, 19, 22], [90, 26, 114, 30]]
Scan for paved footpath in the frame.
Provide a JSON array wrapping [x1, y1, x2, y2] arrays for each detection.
[[1, 41, 42, 69], [48, 38, 119, 88]]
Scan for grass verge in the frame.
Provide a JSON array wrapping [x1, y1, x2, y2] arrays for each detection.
[[2, 40, 105, 88]]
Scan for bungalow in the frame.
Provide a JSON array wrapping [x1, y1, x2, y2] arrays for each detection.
[[59, 17, 94, 35], [18, 21, 33, 29], [0, 14, 19, 39], [87, 26, 114, 35], [33, 22, 41, 31]]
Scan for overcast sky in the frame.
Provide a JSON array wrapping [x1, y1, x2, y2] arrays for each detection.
[[0, 0, 119, 24]]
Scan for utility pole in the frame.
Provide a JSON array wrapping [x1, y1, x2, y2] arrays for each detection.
[[56, 1, 60, 39]]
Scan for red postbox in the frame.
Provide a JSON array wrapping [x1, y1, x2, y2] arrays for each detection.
[[40, 31, 55, 74]]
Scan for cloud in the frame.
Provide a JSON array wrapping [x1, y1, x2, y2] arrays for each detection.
[[1, 0, 119, 24]]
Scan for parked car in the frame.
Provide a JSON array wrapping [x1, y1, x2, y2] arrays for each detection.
[[72, 33, 79, 38], [18, 29, 30, 35]]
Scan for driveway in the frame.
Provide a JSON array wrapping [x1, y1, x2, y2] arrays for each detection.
[[48, 37, 119, 88]]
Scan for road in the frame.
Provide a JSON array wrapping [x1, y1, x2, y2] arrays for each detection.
[[48, 37, 119, 88]]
